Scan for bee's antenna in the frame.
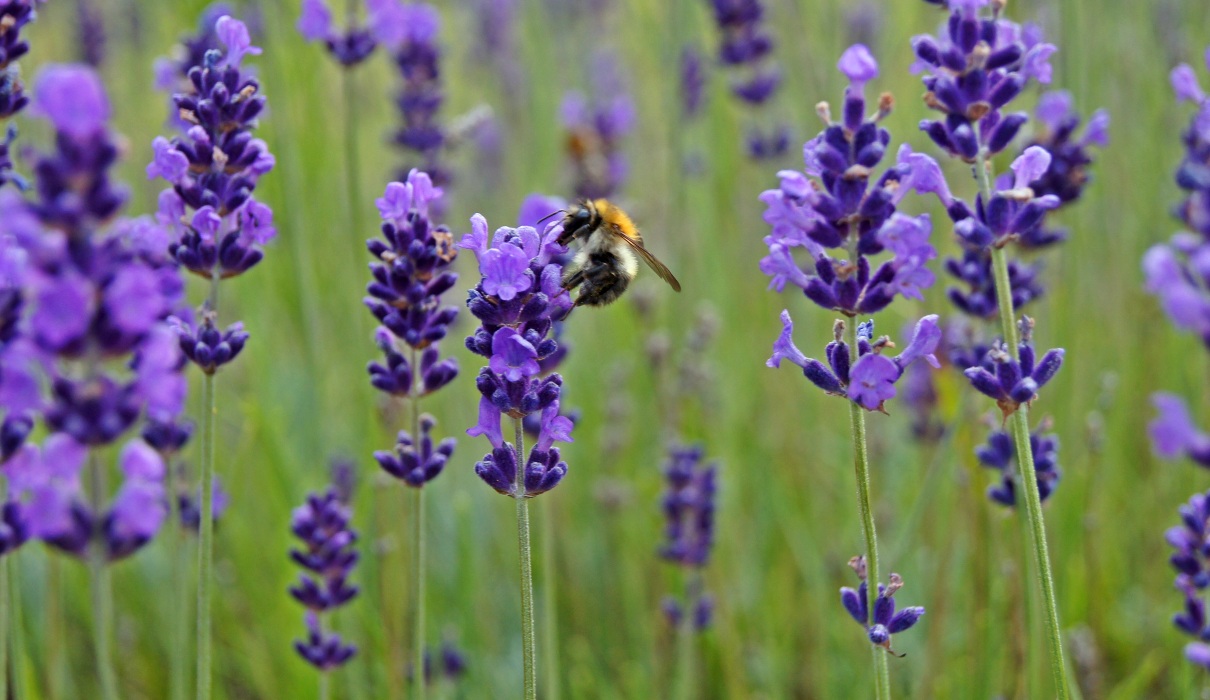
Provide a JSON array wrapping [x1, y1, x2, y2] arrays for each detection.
[[536, 209, 565, 224]]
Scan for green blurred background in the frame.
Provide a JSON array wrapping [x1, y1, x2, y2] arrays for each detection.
[[12, 0, 1210, 697]]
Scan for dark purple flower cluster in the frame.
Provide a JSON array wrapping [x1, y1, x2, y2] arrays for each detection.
[[460, 214, 574, 498], [1144, 54, 1210, 349], [769, 313, 941, 413], [297, 0, 391, 67], [681, 46, 707, 120], [760, 47, 943, 317], [412, 640, 468, 685], [290, 486, 359, 671], [0, 0, 37, 187], [705, 0, 788, 157], [0, 65, 187, 562], [840, 556, 924, 655], [659, 446, 716, 568], [74, 0, 104, 68], [975, 424, 1060, 507], [1167, 491, 1210, 669], [659, 446, 717, 632], [374, 2, 450, 186], [147, 15, 274, 374], [561, 53, 635, 200], [365, 170, 459, 488], [912, 1, 1056, 163], [959, 317, 1063, 419]]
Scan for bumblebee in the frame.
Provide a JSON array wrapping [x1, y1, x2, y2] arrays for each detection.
[[553, 199, 681, 307]]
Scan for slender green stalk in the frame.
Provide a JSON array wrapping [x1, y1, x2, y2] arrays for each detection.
[[0, 539, 9, 700], [197, 274, 220, 700], [672, 571, 700, 700], [412, 485, 425, 700], [341, 65, 364, 258], [320, 670, 331, 700], [10, 552, 25, 700], [976, 151, 1070, 699], [165, 454, 188, 700], [513, 418, 537, 700], [88, 452, 118, 700], [844, 319, 891, 700], [47, 557, 65, 699], [410, 347, 426, 700], [541, 498, 559, 700]]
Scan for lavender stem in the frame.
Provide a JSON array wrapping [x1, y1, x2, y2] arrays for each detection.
[[197, 273, 220, 700], [845, 318, 890, 700], [412, 345, 426, 700], [978, 149, 1071, 700], [342, 66, 364, 272], [514, 417, 536, 700], [48, 557, 66, 698], [672, 571, 700, 700], [541, 498, 559, 700], [88, 451, 118, 700], [165, 450, 188, 700], [0, 530, 8, 700], [9, 552, 25, 699]]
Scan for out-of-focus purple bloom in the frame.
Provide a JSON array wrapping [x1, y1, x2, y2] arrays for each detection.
[[975, 424, 1061, 506], [561, 54, 635, 199], [463, 213, 572, 498], [659, 446, 716, 568], [706, 0, 788, 158], [769, 312, 941, 412], [681, 46, 707, 118], [290, 486, 359, 671], [74, 0, 105, 67], [385, 2, 450, 188], [840, 556, 924, 654], [297, 0, 377, 67], [1150, 394, 1210, 468]]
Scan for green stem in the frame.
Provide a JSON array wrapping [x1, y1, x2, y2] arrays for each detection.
[[672, 572, 699, 700], [47, 557, 65, 699], [514, 418, 537, 700], [320, 670, 331, 700], [845, 319, 890, 700], [977, 150, 1070, 700], [342, 67, 363, 250], [10, 552, 24, 700], [410, 348, 426, 700], [165, 453, 188, 700], [89, 452, 118, 700], [0, 534, 8, 700], [197, 274, 220, 700], [541, 498, 559, 700]]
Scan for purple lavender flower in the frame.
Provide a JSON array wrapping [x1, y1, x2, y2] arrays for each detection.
[[768, 312, 941, 412], [460, 213, 573, 498], [912, 3, 1057, 161], [290, 486, 359, 671], [0, 0, 38, 188], [1150, 394, 1210, 468], [1143, 55, 1210, 348], [1167, 491, 1210, 665], [759, 49, 944, 316], [960, 317, 1064, 418], [374, 1, 450, 187], [75, 0, 105, 67], [365, 171, 459, 487], [561, 54, 635, 200], [297, 0, 378, 67], [148, 15, 275, 291], [975, 424, 1061, 506], [660, 446, 716, 568], [944, 247, 1043, 319], [840, 556, 924, 655], [411, 639, 469, 685], [681, 46, 707, 119], [705, 0, 789, 157]]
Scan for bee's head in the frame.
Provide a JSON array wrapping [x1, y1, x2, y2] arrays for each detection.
[[557, 203, 593, 245]]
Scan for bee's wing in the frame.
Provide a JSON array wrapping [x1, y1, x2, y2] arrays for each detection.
[[607, 225, 682, 292]]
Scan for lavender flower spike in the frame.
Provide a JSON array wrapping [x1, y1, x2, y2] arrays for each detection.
[[768, 312, 941, 412], [298, 0, 378, 67], [961, 316, 1064, 418], [840, 556, 924, 656], [461, 213, 574, 497], [290, 484, 359, 671]]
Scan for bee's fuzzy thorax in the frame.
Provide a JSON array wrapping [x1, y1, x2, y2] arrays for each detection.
[[592, 198, 639, 239]]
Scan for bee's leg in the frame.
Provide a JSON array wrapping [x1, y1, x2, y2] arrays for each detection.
[[572, 262, 623, 307], [561, 267, 586, 291]]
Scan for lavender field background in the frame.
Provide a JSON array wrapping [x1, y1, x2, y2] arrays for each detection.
[[7, 0, 1210, 697]]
